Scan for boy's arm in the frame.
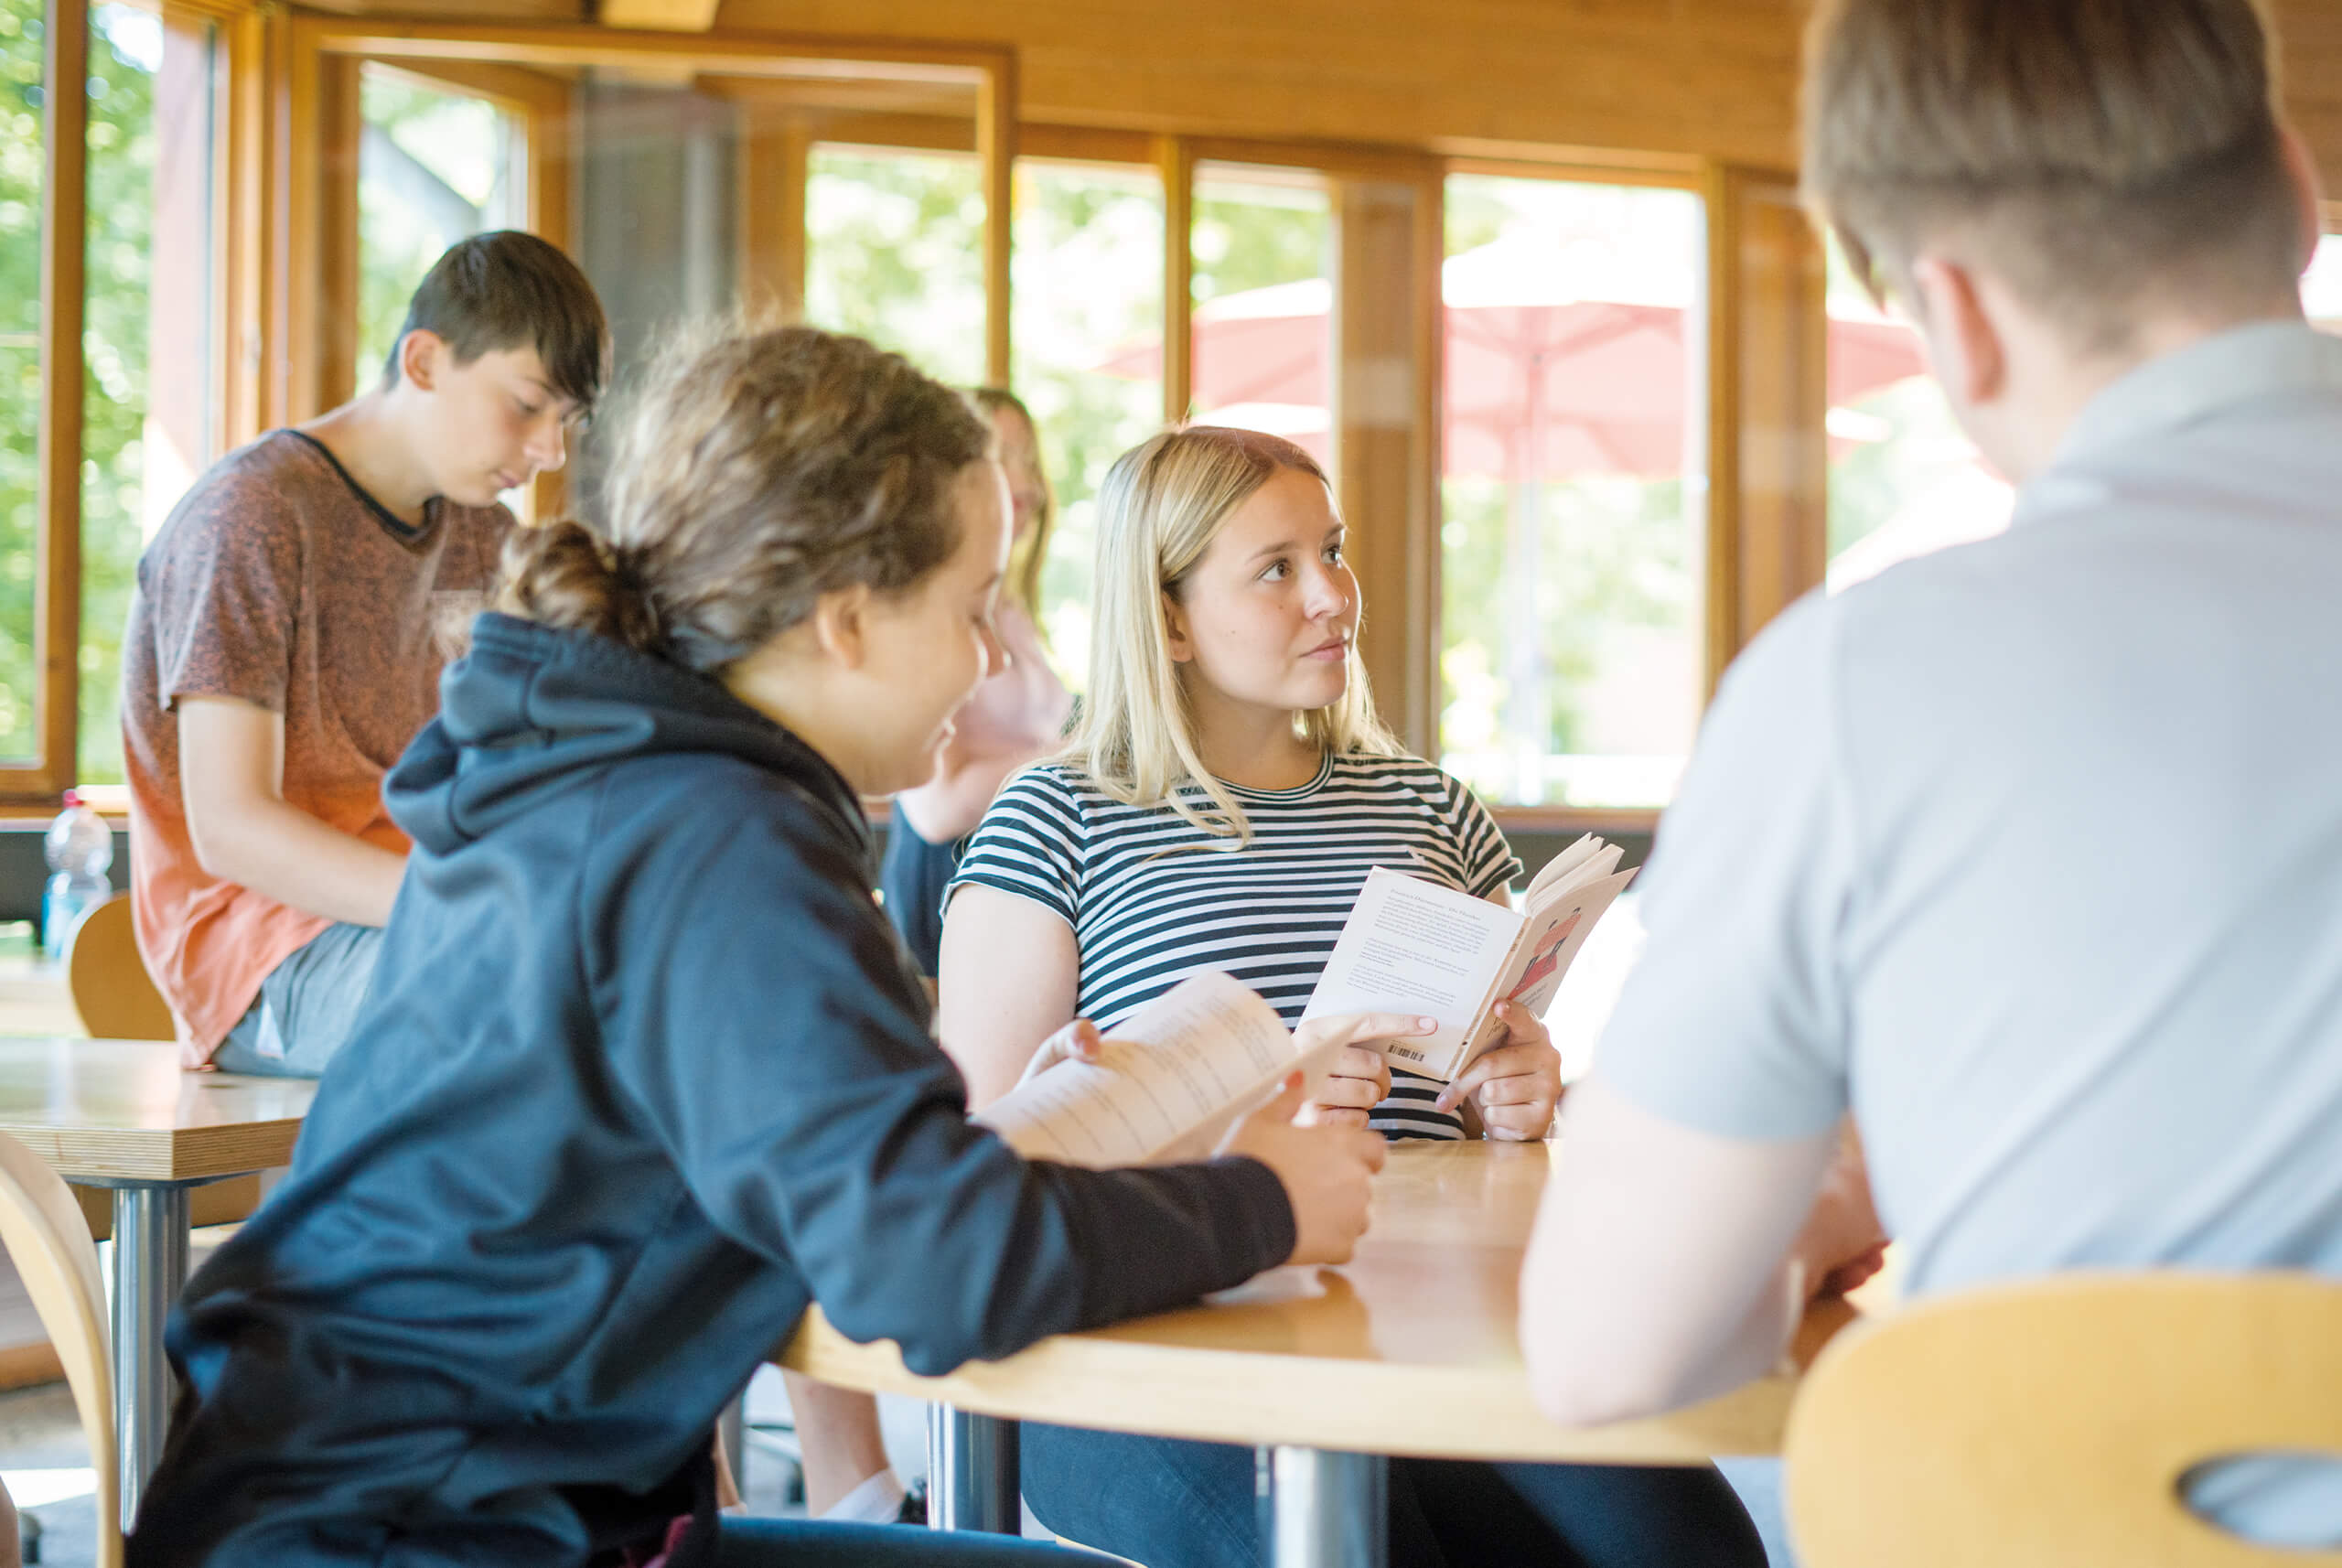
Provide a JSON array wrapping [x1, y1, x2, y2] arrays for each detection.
[[178, 696, 407, 927]]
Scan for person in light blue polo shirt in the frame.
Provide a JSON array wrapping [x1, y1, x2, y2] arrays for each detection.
[[1517, 0, 2342, 1549]]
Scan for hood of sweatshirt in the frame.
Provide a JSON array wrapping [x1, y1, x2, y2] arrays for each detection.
[[386, 612, 869, 863]]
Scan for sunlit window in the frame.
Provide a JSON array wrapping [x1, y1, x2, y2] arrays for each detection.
[[1436, 174, 1705, 811], [1013, 159, 1164, 688], [1823, 239, 2012, 596], [79, 1, 221, 783], [0, 0, 48, 763], [2307, 232, 2342, 334], [804, 145, 984, 388], [1186, 165, 1333, 459], [357, 66, 522, 381]]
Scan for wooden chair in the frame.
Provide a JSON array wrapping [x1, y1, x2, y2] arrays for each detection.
[[1784, 1272, 2342, 1568], [64, 894, 175, 1043], [62, 894, 262, 1240], [0, 1128, 120, 1567]]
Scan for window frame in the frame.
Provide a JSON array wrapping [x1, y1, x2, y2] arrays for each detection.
[[16, 18, 1839, 824], [10, 0, 251, 806]]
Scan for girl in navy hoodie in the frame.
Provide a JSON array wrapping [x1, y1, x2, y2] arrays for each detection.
[[126, 323, 1402, 1568]]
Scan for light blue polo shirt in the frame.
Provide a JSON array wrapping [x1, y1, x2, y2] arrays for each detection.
[[1596, 321, 2342, 1542]]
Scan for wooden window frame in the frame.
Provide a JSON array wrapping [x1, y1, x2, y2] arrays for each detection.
[[280, 18, 1018, 412], [9, 0, 254, 808]]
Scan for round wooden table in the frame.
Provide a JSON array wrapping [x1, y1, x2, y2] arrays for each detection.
[[0, 1036, 315, 1530], [782, 1141, 1853, 1566]]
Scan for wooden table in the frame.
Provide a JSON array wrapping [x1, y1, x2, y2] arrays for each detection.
[[784, 1141, 1854, 1566], [0, 1036, 314, 1530]]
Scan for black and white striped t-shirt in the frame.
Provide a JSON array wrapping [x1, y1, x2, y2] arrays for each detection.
[[948, 751, 1520, 1140]]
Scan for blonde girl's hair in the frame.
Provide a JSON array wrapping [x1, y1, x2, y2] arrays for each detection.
[[972, 387, 1053, 618], [1065, 425, 1402, 842]]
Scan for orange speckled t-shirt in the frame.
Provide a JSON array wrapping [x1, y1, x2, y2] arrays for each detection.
[[122, 431, 510, 1066]]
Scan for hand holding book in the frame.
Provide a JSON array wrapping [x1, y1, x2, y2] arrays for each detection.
[[973, 972, 1428, 1265]]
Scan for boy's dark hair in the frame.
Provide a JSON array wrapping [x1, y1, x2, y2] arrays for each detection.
[[384, 231, 612, 418]]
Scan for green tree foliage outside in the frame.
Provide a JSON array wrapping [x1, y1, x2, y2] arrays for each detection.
[[0, 0, 166, 784], [0, 0, 46, 764]]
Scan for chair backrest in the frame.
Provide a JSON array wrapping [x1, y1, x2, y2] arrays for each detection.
[[1785, 1271, 2342, 1568], [0, 1130, 118, 1568], [66, 892, 175, 1042]]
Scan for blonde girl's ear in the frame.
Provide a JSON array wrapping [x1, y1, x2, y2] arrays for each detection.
[[1161, 589, 1196, 664]]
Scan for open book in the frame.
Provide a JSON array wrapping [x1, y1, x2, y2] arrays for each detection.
[[1300, 834, 1638, 1083], [974, 971, 1349, 1167]]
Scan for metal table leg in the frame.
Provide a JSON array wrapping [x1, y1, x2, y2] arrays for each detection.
[[926, 1404, 1021, 1533], [113, 1183, 190, 1534], [1260, 1445, 1387, 1568]]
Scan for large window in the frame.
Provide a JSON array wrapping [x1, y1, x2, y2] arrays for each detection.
[[1437, 173, 1705, 811], [0, 0, 48, 764], [77, 0, 219, 785], [357, 66, 522, 382], [1013, 157, 1164, 681], [804, 145, 985, 388], [2308, 231, 2342, 332], [1821, 240, 2010, 594], [1184, 164, 1333, 459]]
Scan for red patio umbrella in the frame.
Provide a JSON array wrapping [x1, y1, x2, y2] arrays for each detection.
[[1098, 237, 1930, 478]]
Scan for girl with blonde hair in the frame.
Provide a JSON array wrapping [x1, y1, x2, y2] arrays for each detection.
[[937, 425, 1765, 1568], [126, 334, 1400, 1568]]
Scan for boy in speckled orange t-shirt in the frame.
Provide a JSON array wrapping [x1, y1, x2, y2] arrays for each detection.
[[122, 232, 608, 1073]]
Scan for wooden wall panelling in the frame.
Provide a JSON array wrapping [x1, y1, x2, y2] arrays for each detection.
[[708, 0, 1809, 168], [1333, 169, 1441, 758], [1702, 162, 1827, 696]]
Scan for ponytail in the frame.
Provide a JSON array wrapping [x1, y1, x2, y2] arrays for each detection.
[[494, 518, 665, 654]]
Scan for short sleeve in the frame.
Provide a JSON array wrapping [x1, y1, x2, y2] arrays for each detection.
[[1592, 593, 1854, 1141], [1445, 775, 1523, 899], [946, 766, 1086, 928], [141, 474, 301, 715]]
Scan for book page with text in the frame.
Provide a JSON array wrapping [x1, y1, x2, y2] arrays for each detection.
[[975, 972, 1299, 1167], [1300, 867, 1520, 1077]]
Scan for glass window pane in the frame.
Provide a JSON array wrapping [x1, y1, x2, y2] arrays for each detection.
[[1012, 157, 1163, 689], [1187, 164, 1330, 461], [80, 0, 217, 785], [0, 0, 46, 762], [1822, 237, 2013, 595], [2308, 232, 2342, 335], [359, 65, 522, 382], [1438, 174, 1705, 810], [805, 145, 984, 388]]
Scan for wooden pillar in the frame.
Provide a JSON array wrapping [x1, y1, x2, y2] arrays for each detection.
[[738, 107, 809, 322], [28, 0, 90, 791], [1333, 172, 1443, 757], [1156, 134, 1194, 424], [312, 50, 364, 412], [1703, 163, 1827, 694]]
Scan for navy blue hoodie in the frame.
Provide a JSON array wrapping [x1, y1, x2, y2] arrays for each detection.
[[127, 614, 1295, 1567]]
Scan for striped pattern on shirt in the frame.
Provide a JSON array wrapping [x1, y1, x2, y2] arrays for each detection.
[[949, 751, 1521, 1141]]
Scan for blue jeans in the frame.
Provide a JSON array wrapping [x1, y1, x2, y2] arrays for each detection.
[[1021, 1424, 1767, 1568], [714, 1517, 1113, 1565], [213, 922, 382, 1079]]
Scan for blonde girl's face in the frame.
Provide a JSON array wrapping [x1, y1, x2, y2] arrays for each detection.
[[1163, 467, 1359, 717], [990, 407, 1047, 543]]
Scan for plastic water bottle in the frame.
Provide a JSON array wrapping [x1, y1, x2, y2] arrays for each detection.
[[41, 790, 113, 961]]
